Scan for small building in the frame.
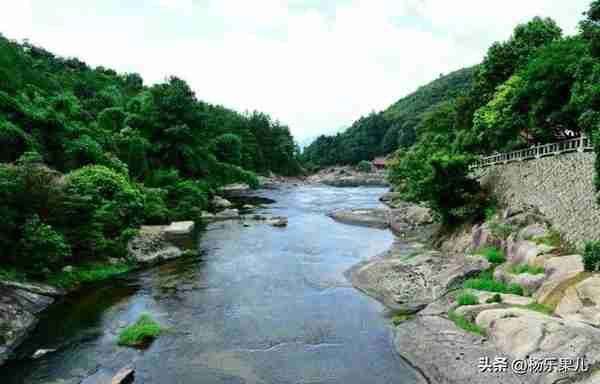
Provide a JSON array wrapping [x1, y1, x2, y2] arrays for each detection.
[[372, 157, 386, 170]]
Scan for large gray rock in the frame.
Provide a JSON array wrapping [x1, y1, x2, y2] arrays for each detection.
[[0, 281, 62, 365], [347, 242, 490, 313], [127, 229, 182, 265], [505, 239, 555, 267], [328, 208, 389, 229], [307, 166, 389, 187], [475, 308, 600, 383], [466, 289, 534, 307], [556, 275, 600, 326], [211, 196, 233, 209], [162, 221, 194, 240], [393, 315, 528, 384], [213, 209, 241, 221], [534, 255, 586, 306]]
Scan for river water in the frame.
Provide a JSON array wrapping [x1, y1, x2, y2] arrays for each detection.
[[5, 185, 421, 384]]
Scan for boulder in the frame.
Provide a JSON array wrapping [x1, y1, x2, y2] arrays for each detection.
[[379, 192, 402, 203], [475, 307, 600, 383], [211, 196, 233, 209], [516, 223, 548, 242], [556, 275, 600, 326], [163, 221, 194, 240], [219, 183, 250, 193], [213, 209, 241, 221], [505, 239, 555, 267], [266, 217, 288, 227], [32, 348, 56, 359], [127, 231, 182, 265], [469, 223, 503, 252], [347, 244, 490, 313], [534, 255, 586, 307], [328, 208, 389, 229], [393, 315, 529, 384], [454, 303, 505, 322], [0, 281, 61, 365], [112, 366, 134, 384]]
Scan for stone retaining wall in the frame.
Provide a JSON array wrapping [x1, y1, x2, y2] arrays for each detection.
[[475, 152, 600, 248]]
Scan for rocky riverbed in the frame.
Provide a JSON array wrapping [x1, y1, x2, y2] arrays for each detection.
[[344, 201, 600, 384]]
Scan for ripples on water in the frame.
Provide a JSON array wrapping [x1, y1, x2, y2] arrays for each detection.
[[5, 185, 422, 384]]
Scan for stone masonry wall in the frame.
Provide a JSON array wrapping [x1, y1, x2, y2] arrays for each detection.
[[475, 152, 600, 248]]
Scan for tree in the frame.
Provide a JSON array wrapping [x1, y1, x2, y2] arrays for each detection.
[[212, 133, 242, 165]]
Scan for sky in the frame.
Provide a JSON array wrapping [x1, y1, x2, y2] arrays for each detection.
[[0, 0, 592, 141]]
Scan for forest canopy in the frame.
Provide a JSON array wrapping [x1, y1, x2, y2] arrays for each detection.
[[0, 34, 302, 275]]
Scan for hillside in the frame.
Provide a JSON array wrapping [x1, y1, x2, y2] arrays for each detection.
[[301, 66, 476, 167]]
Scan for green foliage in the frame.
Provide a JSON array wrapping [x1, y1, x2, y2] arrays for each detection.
[[212, 133, 242, 165], [463, 271, 523, 295], [509, 264, 545, 275], [60, 165, 144, 261], [488, 221, 518, 239], [447, 310, 486, 336], [516, 302, 554, 315], [478, 247, 506, 264], [118, 313, 163, 347], [140, 187, 170, 225], [457, 292, 479, 306], [356, 160, 372, 173], [46, 262, 131, 290], [390, 148, 485, 225], [484, 198, 498, 222], [391, 314, 414, 326], [20, 215, 71, 272], [584, 241, 600, 272], [533, 229, 563, 247]]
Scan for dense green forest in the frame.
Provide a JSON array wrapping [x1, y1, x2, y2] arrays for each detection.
[[301, 66, 476, 168], [389, 3, 600, 225], [0, 34, 301, 275]]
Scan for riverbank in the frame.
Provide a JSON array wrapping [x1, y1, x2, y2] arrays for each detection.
[[344, 198, 600, 383]]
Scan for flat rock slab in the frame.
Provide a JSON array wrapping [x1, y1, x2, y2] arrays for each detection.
[[347, 241, 490, 312], [163, 221, 194, 238], [394, 315, 530, 384], [466, 289, 534, 307], [475, 307, 600, 383], [328, 208, 390, 229]]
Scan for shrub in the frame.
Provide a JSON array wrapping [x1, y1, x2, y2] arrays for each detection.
[[534, 229, 562, 247], [584, 241, 600, 272], [457, 292, 479, 306], [447, 311, 486, 336], [59, 165, 144, 261], [478, 247, 506, 264], [20, 214, 71, 272], [488, 221, 517, 239], [357, 160, 372, 173], [141, 187, 170, 225], [170, 180, 210, 220], [212, 133, 242, 165], [484, 197, 498, 222], [464, 276, 523, 296], [118, 313, 163, 347]]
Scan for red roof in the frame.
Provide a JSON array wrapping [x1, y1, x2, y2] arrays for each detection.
[[372, 157, 386, 166]]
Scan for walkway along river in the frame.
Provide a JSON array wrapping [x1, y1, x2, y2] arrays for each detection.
[[4, 185, 422, 383]]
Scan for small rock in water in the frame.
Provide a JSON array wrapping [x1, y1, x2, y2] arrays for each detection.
[[242, 204, 255, 209], [32, 348, 56, 359], [267, 217, 288, 227], [62, 265, 74, 273], [243, 222, 251, 227], [111, 366, 135, 384]]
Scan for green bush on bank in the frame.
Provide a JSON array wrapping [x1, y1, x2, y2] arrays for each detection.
[[357, 160, 372, 173], [584, 241, 600, 272]]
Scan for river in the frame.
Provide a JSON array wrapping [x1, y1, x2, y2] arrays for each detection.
[[5, 185, 421, 384]]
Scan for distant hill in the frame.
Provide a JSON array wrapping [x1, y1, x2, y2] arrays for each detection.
[[298, 126, 347, 151], [301, 66, 477, 167]]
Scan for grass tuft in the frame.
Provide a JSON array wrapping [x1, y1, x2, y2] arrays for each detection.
[[463, 270, 523, 296], [509, 264, 545, 275], [456, 292, 479, 306], [478, 247, 506, 264], [448, 311, 486, 336], [514, 302, 554, 315], [485, 293, 502, 304], [391, 314, 414, 326], [118, 313, 163, 347], [46, 263, 131, 290]]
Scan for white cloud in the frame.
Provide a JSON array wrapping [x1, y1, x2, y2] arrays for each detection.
[[0, 0, 592, 140]]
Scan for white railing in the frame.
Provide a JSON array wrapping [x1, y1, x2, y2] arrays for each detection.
[[469, 136, 593, 169]]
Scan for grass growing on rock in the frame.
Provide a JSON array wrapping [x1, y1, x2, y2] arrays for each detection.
[[457, 292, 479, 306], [514, 302, 554, 315], [46, 262, 132, 290], [478, 247, 506, 264], [509, 264, 545, 275], [447, 311, 486, 336], [391, 314, 414, 326], [118, 313, 163, 347], [463, 270, 523, 296]]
